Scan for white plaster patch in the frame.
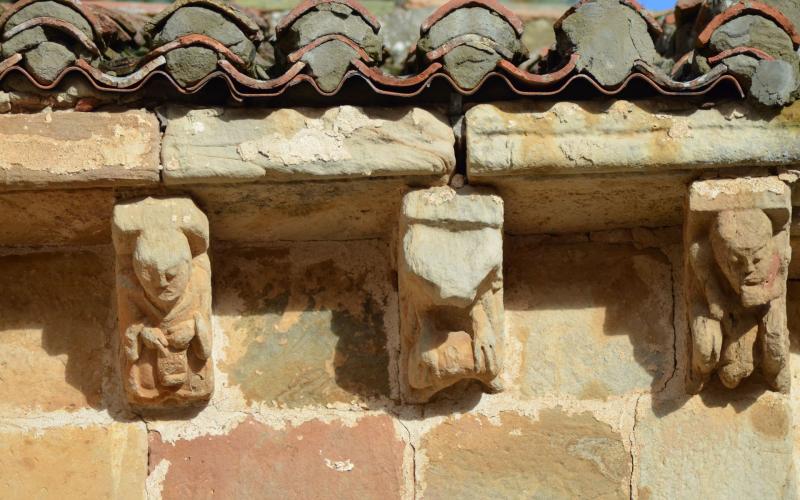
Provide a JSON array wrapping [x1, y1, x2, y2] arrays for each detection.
[[145, 458, 171, 500], [324, 458, 354, 472], [237, 127, 351, 166]]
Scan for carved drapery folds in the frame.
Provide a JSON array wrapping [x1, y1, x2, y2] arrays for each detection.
[[399, 186, 504, 403], [686, 177, 791, 393], [112, 196, 213, 407]]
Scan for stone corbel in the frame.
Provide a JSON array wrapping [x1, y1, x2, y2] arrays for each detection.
[[112, 196, 214, 407], [685, 177, 791, 393], [398, 186, 505, 403]]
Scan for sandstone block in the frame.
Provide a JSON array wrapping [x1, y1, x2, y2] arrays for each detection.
[[185, 178, 407, 242], [149, 416, 406, 499], [491, 172, 691, 234], [636, 393, 794, 499], [0, 189, 114, 246], [0, 422, 148, 500], [466, 100, 800, 177], [215, 241, 393, 407], [0, 110, 160, 189], [161, 105, 455, 184], [506, 239, 674, 399], [420, 410, 630, 498], [0, 251, 112, 413]]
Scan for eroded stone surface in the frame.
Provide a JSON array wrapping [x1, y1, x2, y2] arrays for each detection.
[[487, 172, 690, 235], [215, 241, 393, 406], [161, 105, 454, 183], [637, 393, 795, 499], [0, 110, 160, 189], [0, 189, 113, 246], [149, 416, 405, 499], [506, 239, 674, 399], [0, 251, 112, 413], [113, 197, 214, 407], [420, 410, 630, 498], [466, 100, 800, 176], [686, 177, 791, 393], [0, 423, 148, 499], [186, 179, 410, 242], [399, 186, 504, 402]]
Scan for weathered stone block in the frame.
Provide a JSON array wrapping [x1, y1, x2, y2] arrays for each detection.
[[419, 410, 630, 498], [149, 416, 406, 499], [161, 105, 455, 184], [466, 100, 800, 177], [636, 393, 794, 499], [0, 188, 113, 246], [215, 241, 393, 407], [0, 251, 112, 413], [0, 423, 148, 499], [0, 110, 160, 189], [185, 178, 407, 242], [506, 239, 674, 399], [490, 172, 691, 234]]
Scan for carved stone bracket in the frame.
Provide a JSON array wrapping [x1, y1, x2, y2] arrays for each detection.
[[398, 186, 504, 403], [112, 196, 213, 407], [685, 177, 792, 393]]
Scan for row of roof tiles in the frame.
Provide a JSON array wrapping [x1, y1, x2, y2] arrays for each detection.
[[0, 0, 797, 105]]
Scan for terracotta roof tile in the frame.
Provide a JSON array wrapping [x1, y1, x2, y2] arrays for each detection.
[[0, 0, 795, 105]]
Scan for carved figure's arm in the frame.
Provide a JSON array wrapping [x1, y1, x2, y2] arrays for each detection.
[[471, 292, 499, 376], [689, 240, 728, 320], [192, 312, 212, 360], [140, 327, 168, 355], [124, 324, 143, 361], [687, 239, 727, 383], [761, 296, 790, 392]]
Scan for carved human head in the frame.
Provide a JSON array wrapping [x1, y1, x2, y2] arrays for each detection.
[[133, 231, 193, 309], [710, 209, 784, 307]]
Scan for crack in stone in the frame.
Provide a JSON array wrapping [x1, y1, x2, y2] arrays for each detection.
[[394, 418, 418, 500], [629, 394, 644, 500]]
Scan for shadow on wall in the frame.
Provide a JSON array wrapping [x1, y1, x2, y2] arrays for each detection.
[[505, 237, 676, 402], [212, 242, 394, 409], [504, 235, 775, 416], [0, 251, 114, 413]]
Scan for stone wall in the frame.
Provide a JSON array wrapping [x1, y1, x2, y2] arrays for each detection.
[[1, 100, 799, 499]]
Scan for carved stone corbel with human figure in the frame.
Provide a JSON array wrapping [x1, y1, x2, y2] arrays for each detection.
[[398, 186, 505, 403], [686, 177, 791, 393], [112, 196, 214, 407]]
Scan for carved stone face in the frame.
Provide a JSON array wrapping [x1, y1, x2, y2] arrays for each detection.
[[133, 232, 192, 310], [711, 209, 783, 307]]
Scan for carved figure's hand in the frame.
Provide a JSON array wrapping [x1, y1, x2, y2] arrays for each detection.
[[141, 327, 168, 354], [690, 315, 722, 378], [192, 312, 212, 360], [471, 297, 499, 377], [124, 324, 143, 361], [761, 298, 790, 393]]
